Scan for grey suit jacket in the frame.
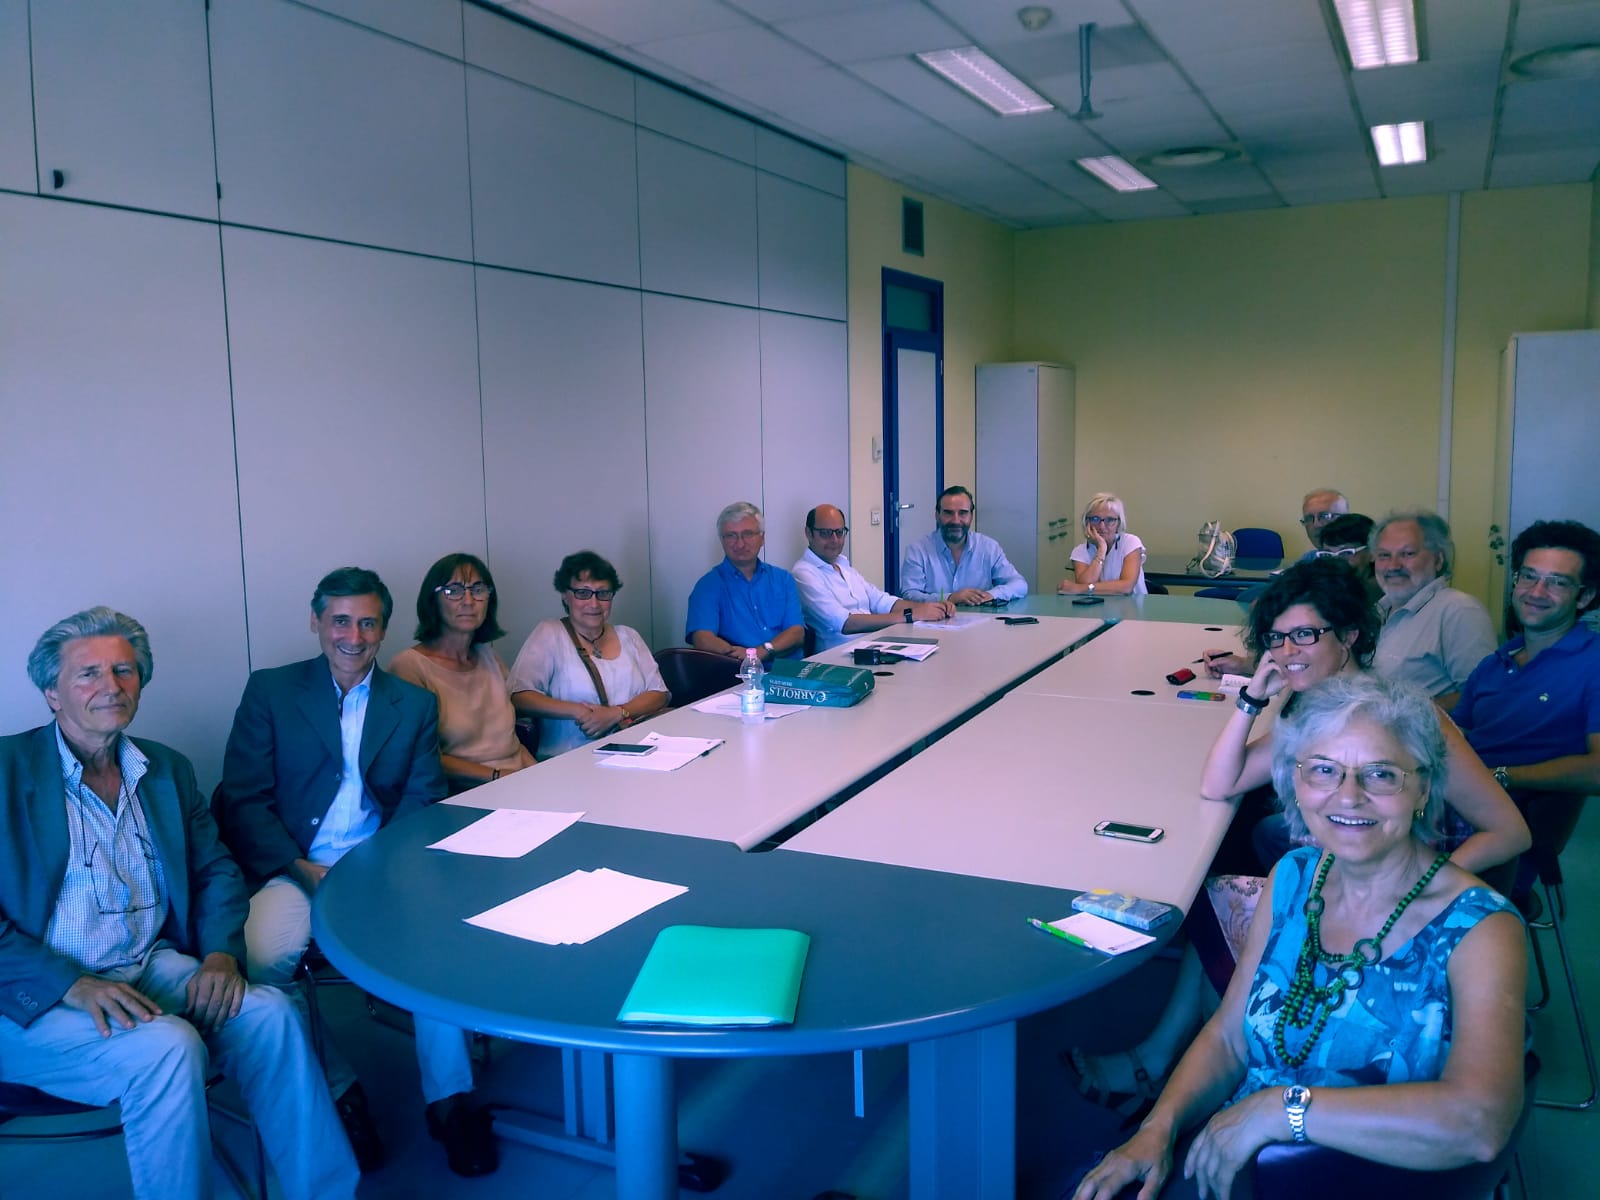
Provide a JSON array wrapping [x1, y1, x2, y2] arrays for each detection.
[[0, 725, 249, 1027], [215, 656, 446, 889]]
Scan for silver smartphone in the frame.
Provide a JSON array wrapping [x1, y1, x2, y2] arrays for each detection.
[[1094, 820, 1165, 843]]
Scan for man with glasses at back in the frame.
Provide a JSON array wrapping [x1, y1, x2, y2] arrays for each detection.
[[1452, 520, 1600, 896], [0, 607, 357, 1200], [687, 501, 805, 662], [792, 503, 955, 652], [1297, 488, 1350, 558]]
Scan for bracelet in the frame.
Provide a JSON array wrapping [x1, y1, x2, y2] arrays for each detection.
[[1236, 687, 1267, 716], [491, 768, 501, 781], [617, 709, 633, 728]]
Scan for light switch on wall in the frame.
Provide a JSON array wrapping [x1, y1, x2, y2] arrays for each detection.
[[870, 508, 882, 526], [871, 435, 882, 463]]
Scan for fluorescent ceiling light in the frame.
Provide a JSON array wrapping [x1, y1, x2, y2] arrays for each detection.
[[1371, 121, 1427, 166], [1333, 0, 1419, 69], [1076, 156, 1158, 192], [915, 47, 1053, 116]]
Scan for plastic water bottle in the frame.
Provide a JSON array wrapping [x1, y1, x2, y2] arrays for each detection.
[[738, 649, 766, 725]]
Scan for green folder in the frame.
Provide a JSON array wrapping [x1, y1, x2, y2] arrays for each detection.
[[617, 925, 811, 1027]]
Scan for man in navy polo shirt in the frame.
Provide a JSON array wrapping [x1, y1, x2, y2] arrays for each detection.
[[687, 501, 805, 662], [1452, 519, 1600, 892]]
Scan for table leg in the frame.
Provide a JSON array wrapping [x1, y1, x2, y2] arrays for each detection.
[[613, 1052, 678, 1200], [908, 1021, 1016, 1200]]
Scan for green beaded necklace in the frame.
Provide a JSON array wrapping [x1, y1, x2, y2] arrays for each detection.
[[1273, 849, 1450, 1068]]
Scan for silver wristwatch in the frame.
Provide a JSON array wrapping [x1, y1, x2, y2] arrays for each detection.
[[1493, 765, 1512, 790], [1086, 582, 1096, 595], [1283, 1084, 1312, 1143]]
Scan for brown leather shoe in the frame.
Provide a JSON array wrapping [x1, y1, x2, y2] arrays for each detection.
[[426, 1094, 499, 1178], [334, 1082, 385, 1173]]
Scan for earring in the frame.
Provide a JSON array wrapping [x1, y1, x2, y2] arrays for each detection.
[[1413, 809, 1426, 822]]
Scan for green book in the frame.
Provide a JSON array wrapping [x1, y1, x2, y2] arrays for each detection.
[[617, 926, 811, 1027]]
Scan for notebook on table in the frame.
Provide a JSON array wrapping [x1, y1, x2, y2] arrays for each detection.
[[617, 925, 811, 1027]]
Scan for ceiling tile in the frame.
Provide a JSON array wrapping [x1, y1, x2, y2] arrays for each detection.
[[635, 25, 830, 82], [1512, 3, 1600, 53], [1489, 147, 1600, 186], [1134, 0, 1330, 55], [1351, 55, 1505, 121], [778, 2, 968, 62], [518, 0, 747, 47]]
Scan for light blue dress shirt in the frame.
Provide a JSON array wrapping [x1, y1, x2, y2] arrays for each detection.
[[899, 530, 1027, 603], [307, 668, 381, 866]]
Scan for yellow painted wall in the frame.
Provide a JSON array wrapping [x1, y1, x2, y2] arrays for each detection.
[[846, 165, 1014, 582], [1006, 186, 1592, 602]]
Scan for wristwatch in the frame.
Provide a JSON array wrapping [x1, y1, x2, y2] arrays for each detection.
[[1087, 582, 1096, 595], [763, 641, 775, 659], [1283, 1084, 1312, 1143], [904, 606, 914, 624], [1493, 765, 1512, 790]]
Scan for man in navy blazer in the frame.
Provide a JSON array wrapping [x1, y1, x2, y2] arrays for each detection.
[[0, 607, 357, 1200], [215, 566, 495, 1177]]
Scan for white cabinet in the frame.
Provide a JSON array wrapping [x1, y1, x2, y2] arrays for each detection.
[[29, 0, 218, 218], [0, 0, 33, 192], [975, 363, 1076, 595]]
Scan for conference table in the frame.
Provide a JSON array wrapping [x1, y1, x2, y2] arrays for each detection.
[[1015, 619, 1249, 708], [312, 606, 1244, 1198], [1142, 553, 1283, 589], [998, 591, 1248, 625]]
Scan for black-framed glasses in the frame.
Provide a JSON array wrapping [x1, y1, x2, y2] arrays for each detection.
[[809, 526, 849, 539], [1513, 568, 1579, 597], [436, 582, 492, 600], [1315, 546, 1362, 559], [1296, 758, 1418, 797], [1085, 515, 1121, 526], [568, 587, 617, 601], [1261, 625, 1336, 649]]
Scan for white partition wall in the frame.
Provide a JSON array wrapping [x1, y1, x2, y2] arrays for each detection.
[[477, 268, 652, 650], [643, 296, 764, 649], [223, 229, 485, 671], [0, 0, 846, 783], [0, 197, 245, 785]]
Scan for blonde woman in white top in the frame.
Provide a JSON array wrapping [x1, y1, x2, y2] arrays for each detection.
[[1059, 492, 1148, 596], [389, 553, 534, 790]]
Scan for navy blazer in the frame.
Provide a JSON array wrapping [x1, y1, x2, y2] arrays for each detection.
[[0, 725, 249, 1028], [216, 656, 447, 889]]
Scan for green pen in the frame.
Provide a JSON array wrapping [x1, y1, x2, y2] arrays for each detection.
[[1027, 917, 1099, 951]]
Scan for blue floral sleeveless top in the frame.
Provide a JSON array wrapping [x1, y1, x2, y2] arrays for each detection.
[[1235, 846, 1519, 1100]]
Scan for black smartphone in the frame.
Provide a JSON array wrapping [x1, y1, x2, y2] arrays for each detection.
[[593, 742, 655, 756], [1072, 595, 1105, 606], [1003, 616, 1039, 625]]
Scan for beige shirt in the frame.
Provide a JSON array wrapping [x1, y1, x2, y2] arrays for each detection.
[[388, 645, 534, 773]]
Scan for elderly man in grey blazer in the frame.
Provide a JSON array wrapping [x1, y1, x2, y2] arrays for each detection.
[[0, 607, 356, 1200], [215, 566, 494, 1177]]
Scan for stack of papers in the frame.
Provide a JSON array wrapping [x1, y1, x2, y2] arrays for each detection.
[[690, 693, 809, 720], [853, 636, 939, 661], [1046, 912, 1157, 956], [595, 731, 724, 771], [913, 613, 989, 630], [465, 868, 688, 945], [426, 809, 583, 858]]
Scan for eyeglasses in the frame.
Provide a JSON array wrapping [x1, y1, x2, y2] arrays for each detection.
[[436, 582, 492, 600], [1296, 758, 1418, 797], [1260, 625, 1336, 649], [1315, 546, 1362, 559], [568, 587, 617, 601], [1085, 515, 1121, 526], [1301, 511, 1340, 526], [89, 834, 162, 915], [1513, 568, 1580, 597], [809, 526, 849, 539], [720, 530, 762, 543]]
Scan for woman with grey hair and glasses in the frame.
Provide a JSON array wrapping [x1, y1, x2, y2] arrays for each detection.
[[1074, 674, 1527, 1200]]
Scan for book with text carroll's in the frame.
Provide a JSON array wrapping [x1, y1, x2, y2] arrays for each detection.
[[617, 926, 811, 1027]]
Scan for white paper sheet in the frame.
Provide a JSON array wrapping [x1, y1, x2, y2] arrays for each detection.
[[1048, 912, 1156, 956], [426, 809, 584, 858], [464, 868, 688, 945], [690, 693, 809, 720], [913, 613, 990, 630], [853, 637, 939, 661], [594, 730, 724, 772]]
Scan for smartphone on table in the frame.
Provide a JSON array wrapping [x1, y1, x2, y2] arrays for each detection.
[[593, 743, 654, 757], [1093, 820, 1164, 843]]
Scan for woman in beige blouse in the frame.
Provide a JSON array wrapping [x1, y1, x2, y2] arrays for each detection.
[[390, 553, 534, 790]]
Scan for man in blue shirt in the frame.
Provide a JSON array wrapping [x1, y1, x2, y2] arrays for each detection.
[[1452, 520, 1600, 895], [899, 485, 1027, 605], [686, 501, 805, 661]]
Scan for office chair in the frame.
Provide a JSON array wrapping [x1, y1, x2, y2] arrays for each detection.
[[653, 647, 740, 708], [0, 1078, 268, 1199], [1144, 580, 1168, 595], [1231, 527, 1285, 559], [1193, 584, 1252, 601], [1522, 792, 1597, 1111]]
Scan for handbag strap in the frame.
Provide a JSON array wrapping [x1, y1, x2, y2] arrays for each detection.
[[561, 618, 611, 707]]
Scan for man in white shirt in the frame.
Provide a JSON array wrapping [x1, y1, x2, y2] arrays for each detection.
[[792, 504, 954, 651]]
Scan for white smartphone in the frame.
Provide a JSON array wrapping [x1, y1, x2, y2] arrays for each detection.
[[1094, 820, 1165, 844], [593, 742, 655, 756]]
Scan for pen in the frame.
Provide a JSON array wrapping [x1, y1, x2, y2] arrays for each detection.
[[1176, 690, 1226, 701], [1027, 917, 1098, 951], [1193, 652, 1230, 664]]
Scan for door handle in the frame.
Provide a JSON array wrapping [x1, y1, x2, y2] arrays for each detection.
[[898, 502, 915, 510]]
